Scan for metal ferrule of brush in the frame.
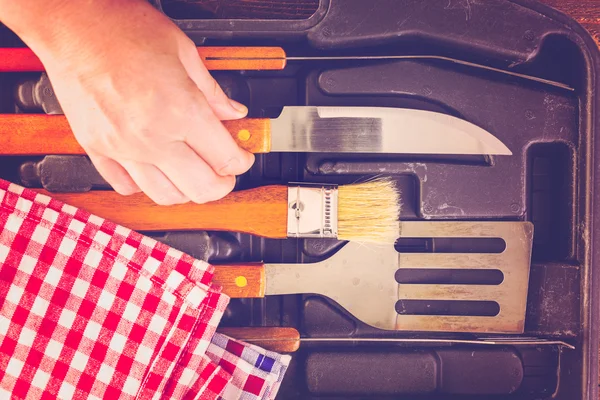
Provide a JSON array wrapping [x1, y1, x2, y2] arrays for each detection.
[[287, 183, 338, 239]]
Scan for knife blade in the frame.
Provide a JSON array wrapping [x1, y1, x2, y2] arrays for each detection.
[[0, 106, 511, 156], [271, 106, 511, 155]]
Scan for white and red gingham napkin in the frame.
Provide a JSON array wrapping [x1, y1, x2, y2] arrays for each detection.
[[0, 179, 290, 399]]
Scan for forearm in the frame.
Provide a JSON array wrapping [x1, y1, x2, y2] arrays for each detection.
[[0, 0, 148, 70]]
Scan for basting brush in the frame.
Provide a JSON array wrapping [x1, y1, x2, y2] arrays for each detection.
[[39, 178, 401, 244]]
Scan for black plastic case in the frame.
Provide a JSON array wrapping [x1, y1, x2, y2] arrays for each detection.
[[1, 0, 599, 398]]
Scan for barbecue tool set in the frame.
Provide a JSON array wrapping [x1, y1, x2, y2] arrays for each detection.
[[0, 46, 534, 338]]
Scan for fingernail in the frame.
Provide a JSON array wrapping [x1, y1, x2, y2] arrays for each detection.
[[229, 99, 248, 115]]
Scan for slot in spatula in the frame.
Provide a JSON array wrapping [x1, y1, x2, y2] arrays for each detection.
[[212, 221, 534, 333]]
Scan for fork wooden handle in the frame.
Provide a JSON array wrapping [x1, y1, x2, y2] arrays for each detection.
[[0, 46, 287, 72], [0, 114, 273, 155]]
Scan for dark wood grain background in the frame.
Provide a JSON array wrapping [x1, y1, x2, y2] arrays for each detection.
[[163, 0, 600, 392], [543, 0, 600, 46]]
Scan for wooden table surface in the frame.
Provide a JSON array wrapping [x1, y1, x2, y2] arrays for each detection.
[[165, 0, 600, 395]]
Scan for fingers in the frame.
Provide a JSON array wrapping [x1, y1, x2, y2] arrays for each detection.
[[120, 160, 189, 206], [89, 148, 236, 205], [178, 41, 248, 121], [87, 153, 140, 195], [185, 92, 255, 177], [157, 141, 236, 204], [178, 40, 255, 177]]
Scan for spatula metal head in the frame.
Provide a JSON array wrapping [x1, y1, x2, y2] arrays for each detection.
[[265, 221, 533, 333], [394, 221, 533, 333], [266, 240, 402, 330]]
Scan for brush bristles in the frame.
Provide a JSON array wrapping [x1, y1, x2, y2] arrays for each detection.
[[337, 178, 401, 243]]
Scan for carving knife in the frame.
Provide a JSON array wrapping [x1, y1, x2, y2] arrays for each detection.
[[0, 106, 512, 155]]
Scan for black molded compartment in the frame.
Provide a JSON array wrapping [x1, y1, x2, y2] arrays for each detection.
[[1, 0, 598, 399]]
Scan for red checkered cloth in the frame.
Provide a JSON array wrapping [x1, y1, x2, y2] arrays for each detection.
[[0, 179, 290, 400]]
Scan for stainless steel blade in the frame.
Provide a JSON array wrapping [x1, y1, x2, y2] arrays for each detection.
[[297, 337, 574, 349], [394, 221, 533, 333], [264, 221, 533, 333], [270, 106, 512, 155]]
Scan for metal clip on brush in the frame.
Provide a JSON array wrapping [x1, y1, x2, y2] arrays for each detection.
[[287, 183, 338, 239]]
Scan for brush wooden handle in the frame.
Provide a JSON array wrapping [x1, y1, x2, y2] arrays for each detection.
[[0, 115, 272, 155], [37, 187, 288, 238], [213, 263, 266, 298], [216, 327, 300, 353], [0, 46, 286, 72]]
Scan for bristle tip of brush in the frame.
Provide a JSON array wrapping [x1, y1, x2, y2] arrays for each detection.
[[337, 177, 401, 243]]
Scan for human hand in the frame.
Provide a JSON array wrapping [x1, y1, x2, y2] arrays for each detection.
[[1, 0, 254, 205]]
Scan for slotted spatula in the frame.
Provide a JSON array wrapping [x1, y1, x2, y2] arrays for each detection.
[[212, 221, 533, 333]]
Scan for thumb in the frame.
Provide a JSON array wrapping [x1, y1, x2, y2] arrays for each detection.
[[179, 43, 248, 120]]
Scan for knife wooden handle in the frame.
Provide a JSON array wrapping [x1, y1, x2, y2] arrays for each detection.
[[226, 118, 272, 153], [37, 187, 288, 238], [0, 46, 286, 72], [216, 327, 300, 353], [0, 114, 272, 155], [213, 263, 266, 298]]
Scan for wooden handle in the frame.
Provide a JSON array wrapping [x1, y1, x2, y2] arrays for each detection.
[[216, 327, 300, 353], [227, 118, 272, 153], [36, 187, 289, 239], [0, 46, 286, 72], [199, 47, 286, 70], [212, 263, 266, 298], [0, 114, 272, 155]]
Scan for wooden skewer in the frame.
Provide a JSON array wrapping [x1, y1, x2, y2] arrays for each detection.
[[0, 46, 287, 72]]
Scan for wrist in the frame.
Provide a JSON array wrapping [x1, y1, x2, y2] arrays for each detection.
[[0, 0, 147, 74], [0, 1, 84, 51]]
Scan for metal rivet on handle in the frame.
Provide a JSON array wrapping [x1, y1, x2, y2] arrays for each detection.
[[235, 276, 248, 288], [237, 129, 251, 141]]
